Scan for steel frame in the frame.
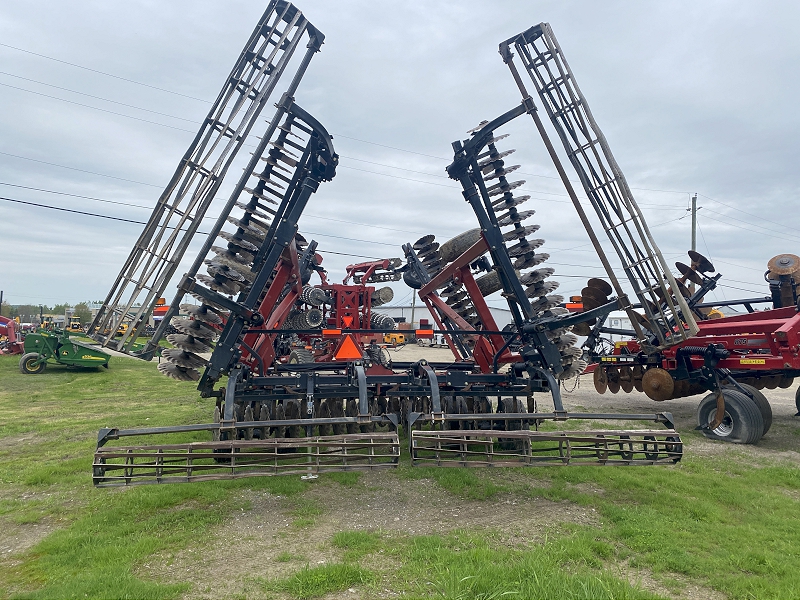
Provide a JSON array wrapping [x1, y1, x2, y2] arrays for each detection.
[[499, 23, 699, 350], [90, 1, 324, 353]]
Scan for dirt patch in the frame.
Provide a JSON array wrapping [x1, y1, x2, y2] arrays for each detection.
[[141, 470, 598, 599], [0, 522, 55, 557], [612, 560, 726, 600]]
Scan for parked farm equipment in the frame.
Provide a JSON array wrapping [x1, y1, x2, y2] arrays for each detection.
[[0, 315, 24, 355], [499, 22, 800, 444], [87, 0, 325, 353], [583, 251, 800, 442], [19, 328, 110, 374], [91, 14, 697, 486]]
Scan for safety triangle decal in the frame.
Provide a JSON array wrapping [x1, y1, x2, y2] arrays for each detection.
[[334, 334, 362, 360]]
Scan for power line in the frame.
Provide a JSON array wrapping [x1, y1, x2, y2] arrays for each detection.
[[0, 41, 208, 102], [0, 62, 690, 208], [0, 179, 427, 236], [0, 70, 198, 122], [0, 81, 196, 133], [701, 207, 800, 243], [0, 195, 149, 224], [333, 133, 449, 161], [700, 213, 800, 245], [0, 150, 162, 187], [697, 192, 797, 235], [0, 193, 405, 251], [0, 74, 691, 211], [2, 40, 779, 234], [0, 181, 151, 209]]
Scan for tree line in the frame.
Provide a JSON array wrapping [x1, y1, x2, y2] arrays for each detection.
[[0, 302, 93, 324]]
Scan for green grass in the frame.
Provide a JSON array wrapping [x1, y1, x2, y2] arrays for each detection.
[[2, 353, 800, 599], [268, 563, 373, 599], [0, 355, 308, 598]]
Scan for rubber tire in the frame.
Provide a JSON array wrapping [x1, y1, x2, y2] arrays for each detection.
[[731, 383, 772, 437], [438, 228, 482, 264], [795, 385, 800, 417], [476, 271, 502, 297], [697, 389, 764, 444], [19, 352, 46, 374]]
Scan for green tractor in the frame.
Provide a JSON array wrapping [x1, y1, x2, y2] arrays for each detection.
[[19, 328, 111, 374]]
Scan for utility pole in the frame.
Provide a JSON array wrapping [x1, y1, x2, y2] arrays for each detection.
[[409, 291, 417, 330], [690, 193, 697, 294]]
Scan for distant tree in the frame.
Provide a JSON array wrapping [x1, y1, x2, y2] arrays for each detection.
[[0, 302, 11, 318], [14, 305, 44, 323], [53, 303, 71, 316], [73, 302, 92, 324]]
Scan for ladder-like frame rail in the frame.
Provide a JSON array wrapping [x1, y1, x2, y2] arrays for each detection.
[[500, 23, 698, 350], [89, 1, 323, 352]]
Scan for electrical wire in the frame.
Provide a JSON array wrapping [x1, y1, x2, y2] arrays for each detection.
[[0, 70, 198, 122], [700, 213, 800, 245], [0, 150, 162, 187], [0, 195, 152, 224], [5, 39, 791, 239], [701, 208, 800, 243], [0, 81, 196, 133], [0, 193, 405, 253], [0, 68, 691, 210], [0, 181, 428, 236], [0, 76, 692, 215], [698, 192, 797, 235], [0, 41, 208, 102], [0, 181, 151, 209]]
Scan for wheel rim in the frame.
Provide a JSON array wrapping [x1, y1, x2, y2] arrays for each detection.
[[26, 358, 39, 371], [708, 411, 734, 437]]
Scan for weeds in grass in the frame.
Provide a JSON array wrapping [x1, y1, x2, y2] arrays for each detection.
[[324, 471, 361, 486], [332, 530, 381, 562], [268, 563, 373, 599], [288, 497, 323, 528], [398, 466, 502, 500]]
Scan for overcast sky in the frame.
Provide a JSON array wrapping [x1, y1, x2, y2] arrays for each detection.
[[1, 0, 798, 313]]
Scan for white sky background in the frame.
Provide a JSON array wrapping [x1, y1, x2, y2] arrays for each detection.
[[0, 0, 798, 311]]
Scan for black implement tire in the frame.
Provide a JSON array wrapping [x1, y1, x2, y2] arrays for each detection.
[[697, 389, 764, 444], [732, 383, 772, 437], [439, 229, 482, 264], [796, 385, 800, 417], [19, 352, 46, 374]]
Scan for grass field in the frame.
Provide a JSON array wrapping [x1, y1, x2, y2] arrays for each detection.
[[1, 353, 799, 599]]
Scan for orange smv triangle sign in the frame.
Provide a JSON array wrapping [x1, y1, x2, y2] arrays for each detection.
[[334, 334, 362, 360]]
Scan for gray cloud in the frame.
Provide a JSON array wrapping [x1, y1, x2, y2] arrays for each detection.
[[0, 0, 797, 309]]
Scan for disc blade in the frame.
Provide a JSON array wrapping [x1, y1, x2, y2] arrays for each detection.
[[167, 333, 211, 353], [675, 262, 703, 285], [586, 278, 613, 296], [768, 253, 800, 276], [162, 348, 208, 369], [157, 361, 200, 382], [688, 250, 714, 273]]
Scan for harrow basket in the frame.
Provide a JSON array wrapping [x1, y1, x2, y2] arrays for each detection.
[[93, 432, 400, 487], [411, 429, 682, 467]]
